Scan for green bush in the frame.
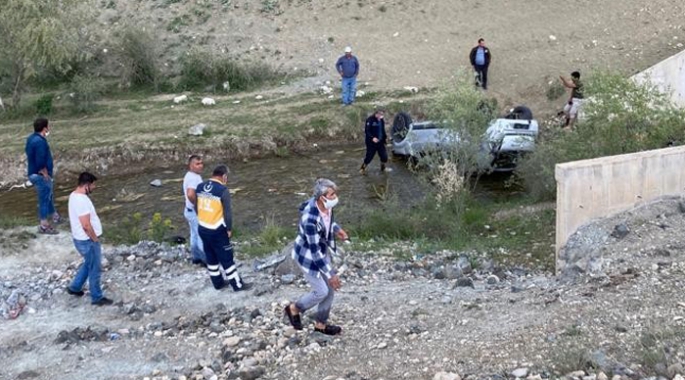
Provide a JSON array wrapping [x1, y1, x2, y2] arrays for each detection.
[[178, 47, 283, 92], [69, 74, 105, 113], [516, 71, 685, 201], [34, 94, 54, 115], [147, 212, 174, 242], [117, 28, 161, 88], [104, 212, 174, 245]]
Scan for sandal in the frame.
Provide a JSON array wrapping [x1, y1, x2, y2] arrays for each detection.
[[284, 304, 303, 330], [314, 324, 342, 336]]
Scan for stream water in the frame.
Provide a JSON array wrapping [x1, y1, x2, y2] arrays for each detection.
[[0, 145, 517, 237]]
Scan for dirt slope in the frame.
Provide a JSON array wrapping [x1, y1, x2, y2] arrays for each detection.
[[104, 0, 685, 113]]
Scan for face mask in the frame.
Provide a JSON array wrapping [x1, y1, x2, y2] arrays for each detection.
[[323, 196, 339, 209], [45, 130, 50, 137], [86, 184, 93, 195]]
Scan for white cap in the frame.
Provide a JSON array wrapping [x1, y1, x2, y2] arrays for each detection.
[[344, 46, 352, 53]]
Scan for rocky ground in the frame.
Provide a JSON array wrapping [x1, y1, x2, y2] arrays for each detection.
[[1, 198, 685, 380]]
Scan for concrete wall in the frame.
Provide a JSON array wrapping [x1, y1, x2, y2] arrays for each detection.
[[632, 48, 685, 108], [555, 145, 685, 272]]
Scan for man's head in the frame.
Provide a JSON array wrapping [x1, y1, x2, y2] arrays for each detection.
[[571, 71, 581, 79], [212, 164, 230, 183], [313, 178, 339, 209], [188, 155, 204, 174], [374, 109, 385, 120], [344, 46, 352, 57], [478, 38, 485, 47], [34, 118, 49, 135], [77, 172, 98, 195]]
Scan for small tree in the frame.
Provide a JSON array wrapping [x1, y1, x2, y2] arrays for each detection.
[[516, 71, 685, 201], [420, 71, 498, 210], [0, 0, 92, 108]]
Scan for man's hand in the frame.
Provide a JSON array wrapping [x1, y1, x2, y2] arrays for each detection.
[[227, 230, 232, 238], [328, 274, 342, 291], [336, 229, 349, 241], [372, 137, 379, 143]]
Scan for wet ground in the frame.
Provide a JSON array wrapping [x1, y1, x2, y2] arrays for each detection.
[[0, 145, 518, 236]]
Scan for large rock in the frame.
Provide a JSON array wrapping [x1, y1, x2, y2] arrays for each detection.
[[274, 242, 299, 276], [188, 123, 206, 136]]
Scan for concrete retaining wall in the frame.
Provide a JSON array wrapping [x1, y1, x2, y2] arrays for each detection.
[[632, 48, 685, 108], [555, 145, 685, 272]]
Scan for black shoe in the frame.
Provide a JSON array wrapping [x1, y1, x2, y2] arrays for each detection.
[[284, 304, 303, 330], [92, 297, 114, 306], [191, 259, 206, 267], [315, 324, 342, 336], [66, 288, 85, 297], [233, 282, 253, 292]]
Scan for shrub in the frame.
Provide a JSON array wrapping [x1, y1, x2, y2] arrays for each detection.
[[117, 28, 161, 88], [147, 212, 174, 242], [34, 94, 54, 115], [69, 74, 105, 113], [516, 71, 685, 201], [178, 47, 283, 92]]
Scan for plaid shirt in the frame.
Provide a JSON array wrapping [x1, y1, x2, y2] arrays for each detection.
[[292, 198, 341, 279]]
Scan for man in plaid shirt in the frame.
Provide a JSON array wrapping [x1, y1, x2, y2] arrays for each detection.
[[284, 178, 349, 335]]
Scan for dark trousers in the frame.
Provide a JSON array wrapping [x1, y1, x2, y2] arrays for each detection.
[[363, 141, 388, 165], [199, 229, 244, 290], [475, 64, 489, 89]]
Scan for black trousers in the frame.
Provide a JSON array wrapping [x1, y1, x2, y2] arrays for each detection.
[[363, 141, 388, 165], [199, 229, 244, 290], [475, 64, 489, 89]]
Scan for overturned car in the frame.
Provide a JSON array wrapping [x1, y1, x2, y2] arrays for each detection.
[[391, 106, 539, 172]]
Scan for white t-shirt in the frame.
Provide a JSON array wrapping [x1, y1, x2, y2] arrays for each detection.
[[183, 171, 203, 210], [69, 192, 102, 241]]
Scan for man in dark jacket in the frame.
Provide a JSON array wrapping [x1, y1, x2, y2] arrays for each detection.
[[359, 109, 391, 174], [195, 165, 251, 292], [335, 46, 360, 105], [25, 118, 60, 234], [469, 38, 492, 90]]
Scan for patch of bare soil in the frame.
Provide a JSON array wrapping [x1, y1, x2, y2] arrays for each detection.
[[1, 198, 685, 380]]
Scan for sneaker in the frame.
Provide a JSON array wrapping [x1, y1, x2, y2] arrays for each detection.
[[66, 288, 85, 297], [92, 297, 114, 306], [381, 167, 393, 173], [234, 282, 253, 292], [38, 225, 59, 235]]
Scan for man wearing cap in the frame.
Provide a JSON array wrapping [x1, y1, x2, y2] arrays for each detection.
[[335, 46, 360, 105]]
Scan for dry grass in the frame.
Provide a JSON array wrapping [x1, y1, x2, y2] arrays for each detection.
[[0, 89, 402, 183]]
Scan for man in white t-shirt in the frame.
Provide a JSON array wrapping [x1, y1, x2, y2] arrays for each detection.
[[183, 155, 206, 265], [66, 172, 113, 306]]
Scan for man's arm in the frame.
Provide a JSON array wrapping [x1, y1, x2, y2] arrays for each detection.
[[78, 214, 99, 242], [353, 57, 359, 77], [221, 188, 233, 237], [469, 47, 476, 66], [186, 188, 197, 205], [335, 58, 343, 75], [559, 76, 576, 88]]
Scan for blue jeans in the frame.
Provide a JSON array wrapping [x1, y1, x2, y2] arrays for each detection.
[[183, 208, 205, 262], [28, 174, 55, 221], [341, 77, 357, 105], [69, 239, 104, 303]]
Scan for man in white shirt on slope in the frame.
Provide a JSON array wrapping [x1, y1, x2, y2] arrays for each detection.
[[66, 172, 113, 306], [183, 155, 206, 265]]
